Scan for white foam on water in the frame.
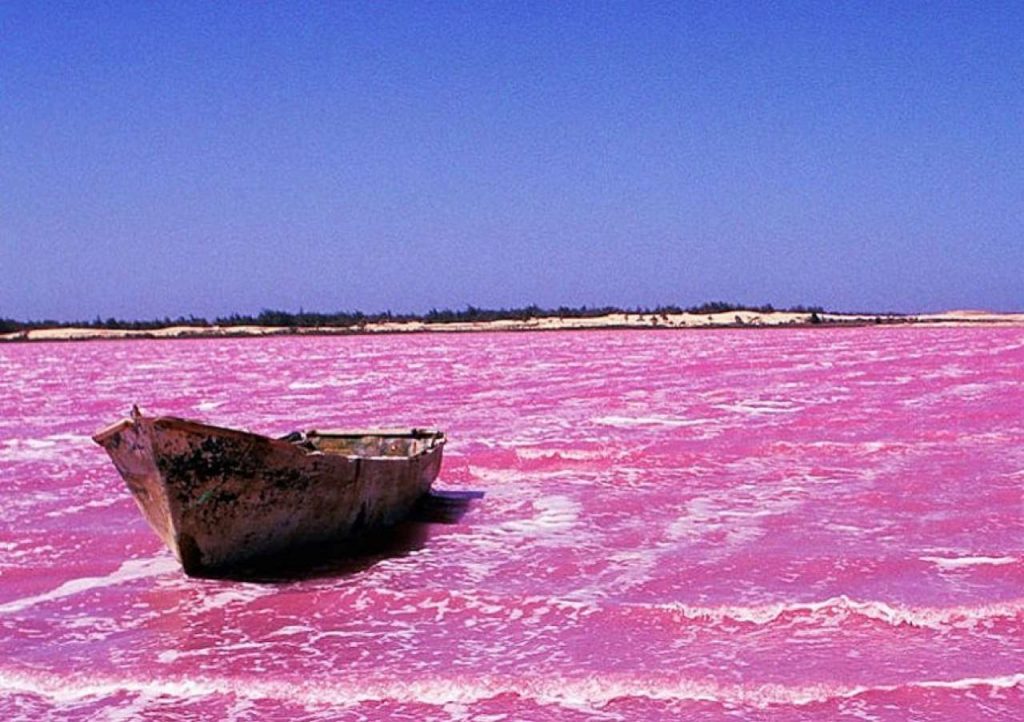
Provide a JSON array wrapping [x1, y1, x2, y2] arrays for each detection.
[[467, 465, 583, 486], [629, 595, 1024, 631], [666, 492, 804, 557], [285, 377, 361, 390], [949, 382, 997, 399], [20, 438, 56, 449], [187, 585, 279, 615], [920, 555, 1018, 570], [345, 586, 597, 626], [591, 415, 709, 428], [0, 556, 179, 615], [2, 667, 1022, 711], [196, 399, 226, 412], [0, 439, 58, 462], [713, 400, 802, 416], [44, 496, 121, 519], [497, 495, 580, 537], [514, 447, 601, 461], [39, 432, 94, 447], [265, 625, 317, 638]]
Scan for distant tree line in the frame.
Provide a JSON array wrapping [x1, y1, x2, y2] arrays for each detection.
[[0, 301, 827, 333], [0, 315, 212, 333]]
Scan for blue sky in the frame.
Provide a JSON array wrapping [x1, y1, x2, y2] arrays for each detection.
[[2, 2, 1022, 320]]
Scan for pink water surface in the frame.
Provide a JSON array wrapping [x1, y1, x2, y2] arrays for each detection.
[[1, 327, 1023, 720]]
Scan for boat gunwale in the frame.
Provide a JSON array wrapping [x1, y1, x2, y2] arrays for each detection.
[[92, 419, 134, 444], [93, 415, 446, 460]]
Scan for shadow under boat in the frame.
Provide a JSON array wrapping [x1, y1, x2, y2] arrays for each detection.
[[201, 489, 485, 583]]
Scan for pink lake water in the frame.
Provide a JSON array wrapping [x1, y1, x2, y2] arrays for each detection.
[[1, 327, 1023, 720]]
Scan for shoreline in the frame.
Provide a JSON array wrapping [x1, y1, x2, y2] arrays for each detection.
[[2, 310, 1023, 343]]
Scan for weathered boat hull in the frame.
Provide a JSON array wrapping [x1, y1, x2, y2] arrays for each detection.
[[93, 413, 445, 576]]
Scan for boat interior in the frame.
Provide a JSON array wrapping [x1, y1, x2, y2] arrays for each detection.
[[287, 430, 443, 458]]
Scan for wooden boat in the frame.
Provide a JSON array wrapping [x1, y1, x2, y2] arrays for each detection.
[[93, 408, 445, 576]]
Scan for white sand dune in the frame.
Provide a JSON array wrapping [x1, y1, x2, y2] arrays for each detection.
[[3, 310, 1022, 342]]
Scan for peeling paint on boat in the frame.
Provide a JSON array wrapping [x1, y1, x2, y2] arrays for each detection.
[[93, 410, 445, 576]]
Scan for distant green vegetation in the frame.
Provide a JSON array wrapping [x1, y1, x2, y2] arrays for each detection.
[[0, 302, 827, 333], [0, 315, 212, 333]]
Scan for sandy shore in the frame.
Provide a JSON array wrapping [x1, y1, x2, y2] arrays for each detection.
[[3, 310, 1022, 343]]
